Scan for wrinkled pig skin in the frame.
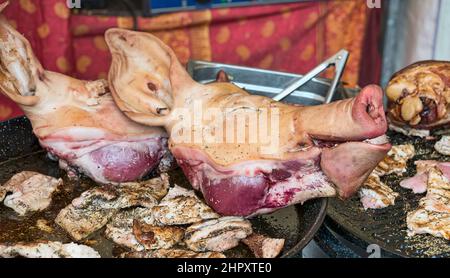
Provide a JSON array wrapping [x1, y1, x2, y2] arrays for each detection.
[[386, 61, 450, 129], [105, 28, 391, 216], [0, 4, 168, 184]]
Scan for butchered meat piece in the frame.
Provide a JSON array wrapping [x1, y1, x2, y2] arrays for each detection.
[[400, 160, 450, 194], [184, 216, 252, 252], [119, 249, 225, 258], [56, 174, 168, 240], [435, 136, 450, 156], [242, 233, 285, 258], [0, 241, 100, 258], [104, 207, 154, 251], [0, 171, 62, 215], [359, 174, 399, 210], [152, 185, 219, 225], [132, 220, 184, 250]]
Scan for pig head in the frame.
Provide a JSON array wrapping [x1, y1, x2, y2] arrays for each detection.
[[386, 61, 450, 130], [0, 3, 169, 184], [105, 28, 391, 216]]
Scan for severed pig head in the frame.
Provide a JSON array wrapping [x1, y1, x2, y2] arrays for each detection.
[[0, 3, 170, 184], [386, 61, 450, 130], [105, 28, 391, 216]]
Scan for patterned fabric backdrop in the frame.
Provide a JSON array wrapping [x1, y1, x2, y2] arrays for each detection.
[[0, 0, 382, 121]]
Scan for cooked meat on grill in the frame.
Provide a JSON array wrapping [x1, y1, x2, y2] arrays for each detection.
[[152, 185, 219, 225], [104, 207, 154, 251], [372, 144, 415, 176], [120, 173, 170, 201], [106, 28, 390, 216], [359, 174, 399, 210], [407, 167, 450, 240], [57, 175, 167, 240], [119, 249, 225, 258], [400, 160, 450, 194], [242, 233, 285, 258], [386, 61, 450, 132], [132, 220, 184, 250], [0, 171, 62, 215], [0, 241, 100, 258], [184, 216, 252, 252], [435, 136, 450, 156], [357, 145, 412, 210]]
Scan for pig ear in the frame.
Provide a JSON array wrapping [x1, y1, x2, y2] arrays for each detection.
[[105, 28, 198, 126], [0, 3, 41, 106]]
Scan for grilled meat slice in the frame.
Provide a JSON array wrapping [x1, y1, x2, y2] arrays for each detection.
[[357, 145, 411, 210], [0, 241, 100, 258], [57, 175, 167, 240], [0, 171, 62, 215], [119, 249, 225, 258], [104, 207, 154, 251], [359, 174, 399, 210], [400, 160, 450, 193], [242, 233, 285, 258], [152, 185, 219, 225], [132, 220, 184, 250], [373, 144, 415, 176], [407, 209, 450, 240], [184, 216, 252, 252], [407, 167, 450, 240], [435, 136, 450, 156]]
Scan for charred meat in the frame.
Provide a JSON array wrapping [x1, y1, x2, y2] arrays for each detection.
[[242, 233, 285, 258], [56, 175, 167, 240], [132, 220, 184, 250], [152, 185, 219, 225]]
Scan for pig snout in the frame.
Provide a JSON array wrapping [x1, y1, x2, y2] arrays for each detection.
[[294, 85, 388, 142]]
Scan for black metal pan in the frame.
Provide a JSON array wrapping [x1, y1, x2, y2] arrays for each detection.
[[0, 116, 328, 258]]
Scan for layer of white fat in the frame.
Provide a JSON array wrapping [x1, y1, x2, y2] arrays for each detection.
[[389, 124, 430, 138], [364, 134, 390, 145], [258, 171, 336, 215], [61, 243, 101, 258], [435, 136, 450, 156]]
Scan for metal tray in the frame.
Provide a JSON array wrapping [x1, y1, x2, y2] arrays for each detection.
[[187, 60, 357, 106]]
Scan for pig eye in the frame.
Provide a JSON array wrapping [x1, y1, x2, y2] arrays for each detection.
[[147, 82, 157, 92]]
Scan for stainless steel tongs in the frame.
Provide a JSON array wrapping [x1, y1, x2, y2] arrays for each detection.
[[273, 49, 349, 104]]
